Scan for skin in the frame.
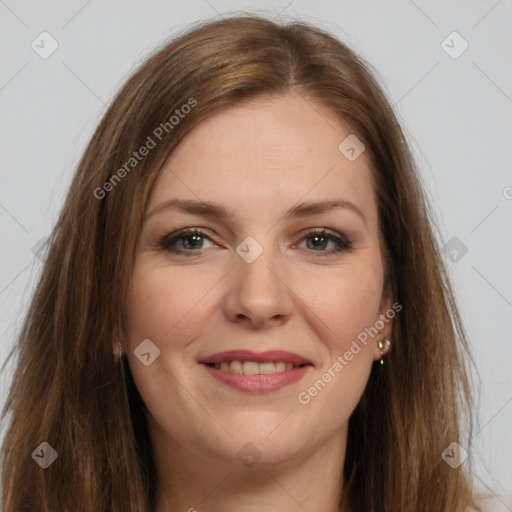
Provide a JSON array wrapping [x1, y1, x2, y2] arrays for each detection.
[[124, 93, 393, 512]]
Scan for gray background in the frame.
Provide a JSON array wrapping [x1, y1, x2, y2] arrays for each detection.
[[1, 0, 511, 508]]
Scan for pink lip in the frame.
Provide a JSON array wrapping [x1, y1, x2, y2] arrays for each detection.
[[201, 364, 312, 393], [198, 350, 314, 394], [197, 349, 313, 366]]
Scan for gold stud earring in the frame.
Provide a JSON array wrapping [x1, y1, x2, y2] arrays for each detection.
[[377, 338, 391, 365], [113, 342, 124, 364]]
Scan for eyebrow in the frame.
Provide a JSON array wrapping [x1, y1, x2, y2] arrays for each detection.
[[146, 198, 367, 225]]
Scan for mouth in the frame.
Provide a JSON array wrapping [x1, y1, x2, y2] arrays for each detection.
[[198, 349, 314, 393], [204, 360, 307, 373]]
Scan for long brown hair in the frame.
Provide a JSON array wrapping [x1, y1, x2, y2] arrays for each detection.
[[1, 14, 483, 511]]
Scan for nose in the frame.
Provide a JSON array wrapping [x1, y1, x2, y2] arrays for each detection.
[[223, 243, 293, 329]]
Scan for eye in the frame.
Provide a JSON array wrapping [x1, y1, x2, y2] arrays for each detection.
[[295, 228, 352, 256], [157, 227, 352, 258], [158, 228, 216, 256]]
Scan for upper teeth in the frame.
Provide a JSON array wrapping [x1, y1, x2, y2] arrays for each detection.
[[212, 361, 299, 374]]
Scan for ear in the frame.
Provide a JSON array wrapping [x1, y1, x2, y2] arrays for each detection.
[[371, 292, 397, 362]]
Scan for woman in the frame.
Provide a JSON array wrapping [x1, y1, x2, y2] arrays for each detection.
[[1, 14, 484, 512]]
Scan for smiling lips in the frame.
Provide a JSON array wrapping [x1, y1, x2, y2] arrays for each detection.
[[198, 349, 313, 393]]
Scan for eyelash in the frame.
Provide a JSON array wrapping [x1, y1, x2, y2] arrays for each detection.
[[157, 227, 352, 258]]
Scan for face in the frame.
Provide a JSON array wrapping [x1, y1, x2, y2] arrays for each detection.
[[125, 93, 393, 471]]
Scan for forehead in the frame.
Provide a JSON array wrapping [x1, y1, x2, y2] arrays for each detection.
[[148, 94, 377, 226]]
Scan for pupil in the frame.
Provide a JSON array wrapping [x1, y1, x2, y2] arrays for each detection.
[[184, 235, 202, 249], [309, 236, 326, 250]]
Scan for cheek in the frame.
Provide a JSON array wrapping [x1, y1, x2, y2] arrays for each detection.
[[295, 266, 381, 422], [300, 261, 383, 350], [126, 264, 206, 348]]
